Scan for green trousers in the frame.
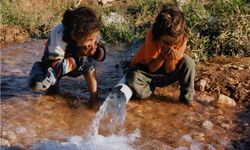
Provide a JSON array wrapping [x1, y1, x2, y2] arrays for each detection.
[[126, 55, 195, 102]]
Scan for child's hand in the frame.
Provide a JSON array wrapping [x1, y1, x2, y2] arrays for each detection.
[[86, 91, 100, 111], [78, 42, 98, 57], [161, 47, 170, 59], [168, 47, 183, 60], [87, 99, 100, 111]]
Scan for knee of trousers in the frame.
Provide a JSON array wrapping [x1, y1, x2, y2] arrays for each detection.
[[126, 71, 152, 99], [126, 71, 139, 89]]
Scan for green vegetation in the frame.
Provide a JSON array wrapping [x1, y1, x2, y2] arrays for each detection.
[[182, 0, 250, 60], [1, 0, 249, 59]]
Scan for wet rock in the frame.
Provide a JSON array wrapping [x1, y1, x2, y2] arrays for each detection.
[[221, 123, 231, 130], [206, 144, 216, 150], [215, 94, 236, 108], [181, 134, 193, 142], [231, 65, 238, 70], [15, 127, 27, 134], [243, 123, 249, 127], [0, 138, 10, 147], [195, 79, 207, 92], [219, 67, 224, 71], [202, 120, 214, 130], [238, 66, 244, 70], [190, 141, 205, 150], [6, 131, 16, 141], [178, 134, 193, 147], [192, 132, 205, 141]]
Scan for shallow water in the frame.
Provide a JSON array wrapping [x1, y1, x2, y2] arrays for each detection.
[[1, 40, 249, 149]]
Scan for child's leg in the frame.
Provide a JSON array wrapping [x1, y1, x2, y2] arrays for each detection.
[[28, 62, 57, 91], [178, 55, 195, 103], [160, 55, 195, 102], [126, 65, 153, 99]]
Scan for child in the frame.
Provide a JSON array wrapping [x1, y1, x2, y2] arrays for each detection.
[[126, 4, 195, 106], [28, 6, 106, 108]]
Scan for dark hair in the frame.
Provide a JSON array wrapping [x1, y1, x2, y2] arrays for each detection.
[[152, 4, 187, 40], [62, 6, 101, 43]]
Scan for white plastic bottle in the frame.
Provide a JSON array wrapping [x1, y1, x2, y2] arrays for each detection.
[[112, 75, 133, 103]]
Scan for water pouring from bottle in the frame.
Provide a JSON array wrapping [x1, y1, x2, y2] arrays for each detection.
[[90, 75, 133, 136]]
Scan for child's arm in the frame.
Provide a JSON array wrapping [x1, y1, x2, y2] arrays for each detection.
[[92, 42, 106, 62], [85, 69, 99, 109], [44, 42, 78, 78], [148, 53, 166, 73], [50, 58, 77, 78], [165, 37, 187, 73]]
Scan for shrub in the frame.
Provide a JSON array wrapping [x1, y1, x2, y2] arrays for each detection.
[[183, 0, 250, 59]]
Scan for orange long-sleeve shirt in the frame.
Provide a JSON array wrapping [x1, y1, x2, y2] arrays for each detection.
[[131, 29, 187, 73]]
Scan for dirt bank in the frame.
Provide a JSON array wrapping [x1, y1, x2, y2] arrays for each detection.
[[0, 25, 30, 48]]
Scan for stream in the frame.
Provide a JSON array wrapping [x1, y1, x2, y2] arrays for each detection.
[[1, 39, 249, 149]]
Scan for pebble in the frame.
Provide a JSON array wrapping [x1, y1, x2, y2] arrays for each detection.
[[7, 131, 16, 140], [15, 127, 27, 134], [202, 120, 214, 130], [243, 123, 249, 127], [181, 134, 193, 142], [216, 94, 236, 108], [0, 138, 10, 146], [221, 123, 231, 130], [192, 132, 205, 141], [196, 79, 207, 92], [238, 67, 244, 70]]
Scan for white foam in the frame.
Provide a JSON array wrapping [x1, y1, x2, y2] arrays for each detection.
[[30, 130, 140, 150]]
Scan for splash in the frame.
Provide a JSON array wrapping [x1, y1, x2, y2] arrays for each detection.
[[90, 86, 128, 136], [30, 85, 138, 150], [30, 130, 140, 150]]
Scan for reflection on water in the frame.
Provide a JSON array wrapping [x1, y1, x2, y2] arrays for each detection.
[[1, 40, 247, 149]]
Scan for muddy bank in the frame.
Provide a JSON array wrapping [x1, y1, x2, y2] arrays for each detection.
[[0, 25, 30, 48]]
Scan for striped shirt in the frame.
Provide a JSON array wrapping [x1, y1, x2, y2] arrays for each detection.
[[43, 24, 105, 78]]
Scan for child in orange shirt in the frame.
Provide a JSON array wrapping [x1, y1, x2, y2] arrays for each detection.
[[126, 4, 195, 106]]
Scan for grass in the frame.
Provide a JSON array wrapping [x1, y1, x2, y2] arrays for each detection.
[[1, 0, 249, 59]]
